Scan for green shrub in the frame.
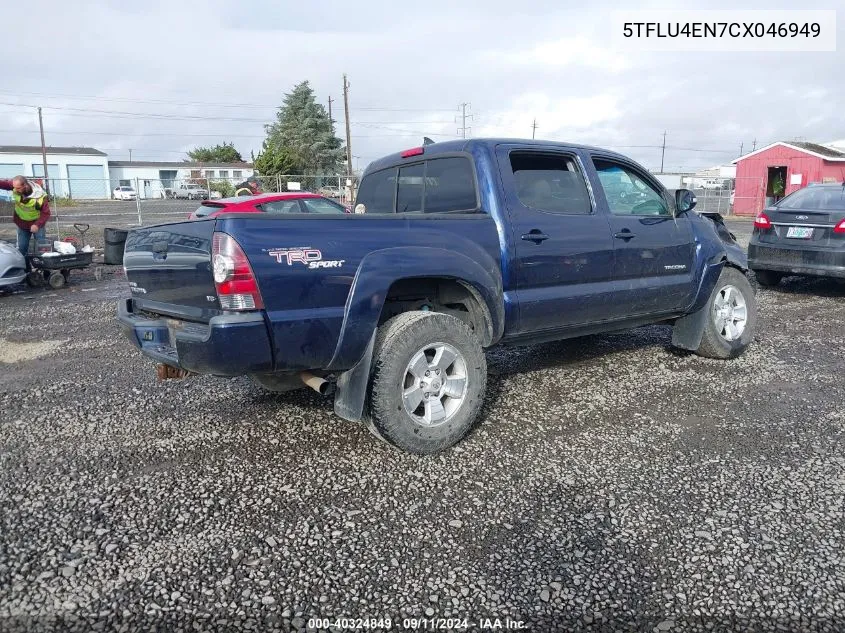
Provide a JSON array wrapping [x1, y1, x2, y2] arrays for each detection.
[[209, 180, 235, 198]]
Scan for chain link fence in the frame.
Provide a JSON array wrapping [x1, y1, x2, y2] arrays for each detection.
[[675, 176, 765, 217], [0, 175, 360, 249]]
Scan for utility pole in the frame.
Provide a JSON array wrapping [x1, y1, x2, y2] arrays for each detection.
[[531, 119, 538, 139], [37, 107, 50, 195], [739, 142, 744, 156], [342, 74, 352, 177], [328, 96, 334, 124], [457, 102, 472, 139], [752, 138, 757, 151], [129, 148, 133, 162], [660, 130, 667, 173]]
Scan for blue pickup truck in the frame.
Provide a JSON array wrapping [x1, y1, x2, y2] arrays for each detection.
[[118, 139, 756, 454]]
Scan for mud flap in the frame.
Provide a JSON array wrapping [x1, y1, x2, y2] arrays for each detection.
[[333, 331, 376, 422], [671, 304, 709, 351]]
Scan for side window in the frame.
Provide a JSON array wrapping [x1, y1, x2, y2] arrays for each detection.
[[301, 198, 346, 214], [593, 159, 670, 216], [424, 157, 477, 213], [396, 163, 424, 213], [259, 200, 302, 214], [510, 152, 591, 214], [355, 168, 396, 214]]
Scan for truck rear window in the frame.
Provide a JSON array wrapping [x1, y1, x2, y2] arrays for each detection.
[[510, 153, 591, 215], [356, 156, 477, 214]]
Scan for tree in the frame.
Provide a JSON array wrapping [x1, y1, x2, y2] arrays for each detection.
[[260, 81, 344, 174], [253, 140, 297, 176], [186, 142, 243, 163]]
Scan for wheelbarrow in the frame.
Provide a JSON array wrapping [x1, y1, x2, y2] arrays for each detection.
[[26, 223, 94, 289]]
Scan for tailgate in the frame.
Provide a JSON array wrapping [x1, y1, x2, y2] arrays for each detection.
[[123, 220, 221, 320]]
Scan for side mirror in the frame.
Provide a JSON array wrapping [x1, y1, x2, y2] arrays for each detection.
[[675, 189, 697, 214]]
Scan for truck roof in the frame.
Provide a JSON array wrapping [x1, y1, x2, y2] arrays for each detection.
[[364, 138, 631, 175]]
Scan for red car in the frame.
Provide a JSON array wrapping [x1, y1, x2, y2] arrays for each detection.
[[189, 192, 349, 220]]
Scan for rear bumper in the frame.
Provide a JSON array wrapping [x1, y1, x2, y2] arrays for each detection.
[[116, 298, 274, 375], [748, 243, 845, 278]]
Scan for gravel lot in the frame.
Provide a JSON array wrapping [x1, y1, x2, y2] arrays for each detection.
[[1, 219, 844, 632]]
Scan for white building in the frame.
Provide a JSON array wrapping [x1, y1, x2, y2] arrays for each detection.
[[108, 161, 255, 198], [0, 145, 110, 199]]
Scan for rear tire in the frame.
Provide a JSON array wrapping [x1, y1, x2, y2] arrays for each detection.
[[753, 269, 782, 287], [696, 267, 757, 360], [364, 311, 487, 455]]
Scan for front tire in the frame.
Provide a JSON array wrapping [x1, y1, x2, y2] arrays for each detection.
[[753, 269, 782, 287], [364, 311, 487, 455], [696, 267, 757, 360]]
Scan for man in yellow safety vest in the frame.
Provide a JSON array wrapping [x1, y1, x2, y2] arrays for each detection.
[[1, 175, 51, 255]]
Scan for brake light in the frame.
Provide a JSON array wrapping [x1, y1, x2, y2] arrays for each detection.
[[834, 219, 845, 234], [212, 232, 264, 310], [401, 147, 424, 158], [754, 212, 772, 229]]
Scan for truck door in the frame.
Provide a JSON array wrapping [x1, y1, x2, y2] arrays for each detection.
[[496, 146, 616, 334], [587, 154, 695, 316]]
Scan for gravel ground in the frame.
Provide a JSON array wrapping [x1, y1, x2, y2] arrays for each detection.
[[1, 219, 844, 632]]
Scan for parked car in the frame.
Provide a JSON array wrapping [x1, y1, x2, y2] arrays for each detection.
[[118, 138, 755, 454], [173, 183, 209, 200], [188, 192, 349, 220], [113, 186, 137, 201], [748, 183, 845, 286], [318, 186, 343, 198], [0, 240, 27, 288]]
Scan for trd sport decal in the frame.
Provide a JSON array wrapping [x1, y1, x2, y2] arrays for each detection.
[[267, 248, 345, 269]]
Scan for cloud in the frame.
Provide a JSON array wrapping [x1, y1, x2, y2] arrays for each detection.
[[480, 37, 632, 73], [477, 93, 621, 138]]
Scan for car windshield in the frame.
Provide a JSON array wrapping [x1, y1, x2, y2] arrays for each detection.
[[119, 187, 133, 191], [778, 186, 845, 210]]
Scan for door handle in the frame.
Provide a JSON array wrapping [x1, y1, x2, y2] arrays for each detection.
[[521, 230, 550, 244], [614, 231, 636, 241]]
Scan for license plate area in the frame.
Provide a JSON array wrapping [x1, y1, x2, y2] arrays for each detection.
[[786, 226, 813, 239]]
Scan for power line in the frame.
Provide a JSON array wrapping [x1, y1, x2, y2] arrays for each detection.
[[0, 128, 449, 140], [0, 102, 456, 126], [0, 89, 457, 112]]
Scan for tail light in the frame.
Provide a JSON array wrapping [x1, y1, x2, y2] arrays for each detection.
[[834, 219, 845, 234], [212, 232, 264, 310], [401, 147, 424, 158], [754, 212, 772, 229]]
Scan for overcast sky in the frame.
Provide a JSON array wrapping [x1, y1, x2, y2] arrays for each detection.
[[1, 0, 842, 172]]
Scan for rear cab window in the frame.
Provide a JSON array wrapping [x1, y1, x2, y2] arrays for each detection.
[[509, 152, 592, 214], [356, 156, 478, 214]]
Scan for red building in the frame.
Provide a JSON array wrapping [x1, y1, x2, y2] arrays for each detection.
[[731, 142, 845, 216]]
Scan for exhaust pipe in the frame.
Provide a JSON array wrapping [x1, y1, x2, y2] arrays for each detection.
[[300, 371, 335, 396]]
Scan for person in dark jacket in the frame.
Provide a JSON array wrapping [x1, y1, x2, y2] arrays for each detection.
[[235, 177, 262, 196], [0, 176, 50, 255]]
